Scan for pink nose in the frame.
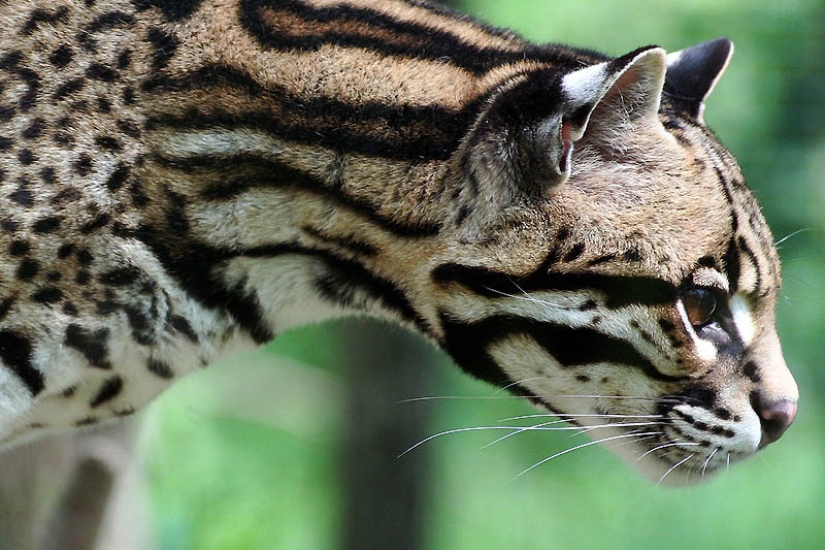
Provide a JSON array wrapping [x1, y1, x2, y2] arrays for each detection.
[[755, 398, 797, 447]]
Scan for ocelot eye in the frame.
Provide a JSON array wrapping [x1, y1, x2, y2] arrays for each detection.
[[681, 288, 718, 327]]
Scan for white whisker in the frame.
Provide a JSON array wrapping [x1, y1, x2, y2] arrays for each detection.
[[484, 420, 667, 449], [398, 394, 679, 404], [701, 447, 720, 476], [510, 431, 659, 481], [500, 413, 663, 422], [775, 227, 811, 247], [636, 440, 700, 462], [657, 454, 695, 485]]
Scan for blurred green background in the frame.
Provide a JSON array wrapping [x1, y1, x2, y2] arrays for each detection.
[[139, 1, 825, 548]]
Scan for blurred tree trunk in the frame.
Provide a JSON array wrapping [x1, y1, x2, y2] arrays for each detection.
[[0, 422, 145, 550], [338, 319, 439, 550]]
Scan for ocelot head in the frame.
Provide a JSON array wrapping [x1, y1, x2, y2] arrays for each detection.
[[429, 39, 798, 485]]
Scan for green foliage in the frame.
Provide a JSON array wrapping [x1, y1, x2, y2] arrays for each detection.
[[144, 1, 825, 548]]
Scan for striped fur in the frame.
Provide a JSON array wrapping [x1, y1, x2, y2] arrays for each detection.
[[0, 0, 797, 485]]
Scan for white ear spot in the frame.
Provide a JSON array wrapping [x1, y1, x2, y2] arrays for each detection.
[[562, 63, 609, 105], [675, 300, 718, 362], [729, 293, 755, 346]]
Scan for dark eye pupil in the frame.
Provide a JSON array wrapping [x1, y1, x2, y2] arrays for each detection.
[[682, 289, 717, 327]]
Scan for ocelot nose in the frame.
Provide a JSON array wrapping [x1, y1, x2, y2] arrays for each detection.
[[754, 397, 798, 448]]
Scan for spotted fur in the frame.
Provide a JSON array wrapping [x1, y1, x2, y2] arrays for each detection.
[[0, 0, 797, 485]]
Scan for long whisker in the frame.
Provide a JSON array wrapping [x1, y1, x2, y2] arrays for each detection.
[[775, 227, 812, 247], [398, 394, 681, 404], [484, 420, 668, 449], [510, 431, 659, 481], [502, 413, 663, 422], [657, 454, 695, 485], [636, 440, 700, 462], [701, 447, 720, 476]]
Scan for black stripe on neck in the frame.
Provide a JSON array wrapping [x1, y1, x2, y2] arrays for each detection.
[[432, 262, 677, 309]]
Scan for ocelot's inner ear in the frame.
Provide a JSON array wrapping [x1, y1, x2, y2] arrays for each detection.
[[569, 47, 668, 140], [456, 47, 666, 236]]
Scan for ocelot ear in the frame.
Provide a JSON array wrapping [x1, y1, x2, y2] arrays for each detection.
[[664, 38, 733, 123], [457, 47, 666, 234]]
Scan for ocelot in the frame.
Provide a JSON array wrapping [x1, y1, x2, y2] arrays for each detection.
[[0, 0, 798, 485]]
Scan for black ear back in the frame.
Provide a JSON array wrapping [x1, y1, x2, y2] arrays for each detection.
[[665, 38, 733, 122]]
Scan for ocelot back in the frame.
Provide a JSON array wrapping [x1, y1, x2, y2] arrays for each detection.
[[0, 0, 798, 485]]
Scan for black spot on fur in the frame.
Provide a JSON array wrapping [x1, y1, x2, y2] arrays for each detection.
[[54, 77, 85, 101], [117, 49, 132, 69], [86, 63, 119, 82], [714, 408, 732, 421], [77, 249, 94, 265], [0, 106, 15, 123], [88, 11, 136, 33], [95, 136, 122, 151], [698, 255, 717, 268], [65, 324, 111, 369], [0, 330, 44, 395], [16, 259, 38, 280], [18, 149, 36, 165], [73, 154, 94, 176], [122, 86, 136, 105], [132, 0, 202, 21], [580, 299, 597, 311], [97, 96, 113, 113], [32, 287, 63, 304], [90, 376, 123, 408], [623, 248, 643, 263], [563, 243, 586, 263], [98, 266, 141, 286], [40, 167, 56, 184], [49, 45, 74, 68], [147, 358, 174, 379], [33, 216, 62, 233], [1, 219, 19, 233], [147, 27, 180, 71], [743, 361, 761, 383], [116, 119, 141, 138], [170, 315, 198, 343], [105, 164, 130, 191], [22, 7, 70, 35], [8, 240, 29, 256], [82, 213, 110, 233], [10, 187, 34, 207], [22, 118, 46, 139], [57, 243, 75, 259]]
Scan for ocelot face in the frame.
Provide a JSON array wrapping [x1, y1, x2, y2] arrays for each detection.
[[430, 42, 798, 485]]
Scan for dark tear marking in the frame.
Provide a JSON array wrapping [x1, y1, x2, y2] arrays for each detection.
[[0, 330, 44, 395], [90, 376, 124, 408]]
